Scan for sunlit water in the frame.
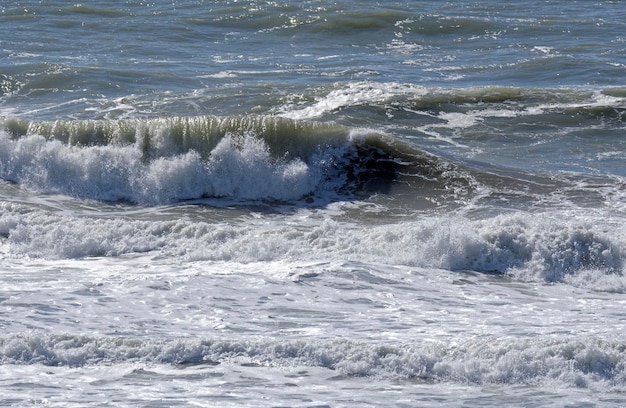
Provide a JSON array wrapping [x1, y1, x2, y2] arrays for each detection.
[[1, 1, 626, 406]]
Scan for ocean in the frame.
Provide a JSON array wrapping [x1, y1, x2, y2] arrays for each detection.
[[1, 1, 626, 406]]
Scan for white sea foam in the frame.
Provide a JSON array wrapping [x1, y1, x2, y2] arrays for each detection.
[[279, 81, 428, 120], [0, 332, 624, 391], [0, 200, 622, 291], [201, 71, 238, 79], [0, 131, 323, 204]]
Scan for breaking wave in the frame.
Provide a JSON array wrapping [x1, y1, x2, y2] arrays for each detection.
[[0, 115, 471, 204], [0, 202, 623, 290], [2, 332, 625, 390]]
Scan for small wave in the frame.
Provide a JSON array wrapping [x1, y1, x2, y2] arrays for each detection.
[[298, 9, 412, 34], [278, 81, 626, 121], [1, 332, 625, 390], [188, 4, 411, 36], [404, 15, 502, 37], [58, 4, 130, 18]]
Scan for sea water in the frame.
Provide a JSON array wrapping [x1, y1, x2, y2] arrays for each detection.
[[1, 1, 626, 406]]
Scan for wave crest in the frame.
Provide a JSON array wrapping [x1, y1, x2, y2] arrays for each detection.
[[0, 115, 470, 204]]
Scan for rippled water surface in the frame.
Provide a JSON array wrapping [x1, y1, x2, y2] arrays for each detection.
[[1, 1, 626, 406]]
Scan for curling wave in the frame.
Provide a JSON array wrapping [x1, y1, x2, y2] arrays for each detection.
[[0, 115, 472, 204]]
